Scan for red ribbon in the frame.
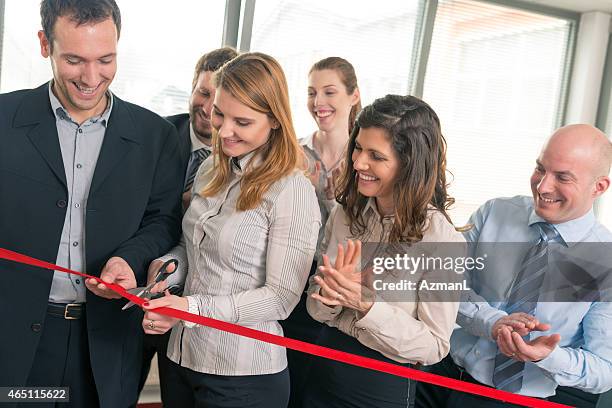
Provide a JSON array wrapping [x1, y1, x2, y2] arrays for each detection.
[[0, 247, 570, 408]]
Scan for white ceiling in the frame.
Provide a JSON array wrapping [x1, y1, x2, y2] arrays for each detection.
[[523, 0, 612, 13]]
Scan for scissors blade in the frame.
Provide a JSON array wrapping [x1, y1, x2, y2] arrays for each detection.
[[127, 286, 148, 296], [121, 283, 155, 310]]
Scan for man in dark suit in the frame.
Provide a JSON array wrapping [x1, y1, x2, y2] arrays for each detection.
[[165, 47, 238, 211], [0, 1, 183, 407], [137, 46, 238, 402]]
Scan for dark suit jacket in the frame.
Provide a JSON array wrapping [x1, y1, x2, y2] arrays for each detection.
[[0, 83, 183, 407], [166, 112, 191, 175]]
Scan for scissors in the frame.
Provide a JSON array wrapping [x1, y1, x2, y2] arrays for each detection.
[[122, 259, 179, 310]]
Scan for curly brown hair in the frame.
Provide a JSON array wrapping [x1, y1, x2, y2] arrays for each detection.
[[336, 94, 455, 243]]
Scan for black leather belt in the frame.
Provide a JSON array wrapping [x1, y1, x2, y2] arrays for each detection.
[[47, 302, 85, 320]]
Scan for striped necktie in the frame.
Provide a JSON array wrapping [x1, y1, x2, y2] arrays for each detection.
[[184, 148, 209, 192], [492, 222, 561, 392]]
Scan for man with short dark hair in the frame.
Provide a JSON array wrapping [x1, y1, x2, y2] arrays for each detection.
[[137, 47, 238, 401], [166, 47, 238, 210], [0, 1, 183, 406]]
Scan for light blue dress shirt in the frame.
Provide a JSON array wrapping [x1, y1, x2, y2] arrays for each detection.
[[451, 195, 612, 397]]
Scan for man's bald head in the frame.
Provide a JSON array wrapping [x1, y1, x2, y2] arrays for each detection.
[[545, 124, 611, 177], [530, 124, 611, 224]]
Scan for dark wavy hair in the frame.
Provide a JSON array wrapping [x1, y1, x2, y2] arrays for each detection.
[[336, 94, 455, 243]]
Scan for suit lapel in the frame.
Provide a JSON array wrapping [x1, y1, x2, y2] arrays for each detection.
[[15, 83, 67, 188], [90, 96, 139, 193]]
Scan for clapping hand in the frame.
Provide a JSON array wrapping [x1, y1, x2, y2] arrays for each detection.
[[311, 240, 375, 314], [492, 314, 561, 362], [496, 324, 561, 362]]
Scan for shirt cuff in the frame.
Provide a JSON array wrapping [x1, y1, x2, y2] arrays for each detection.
[[354, 297, 388, 331], [463, 305, 507, 341], [482, 308, 508, 341], [306, 286, 342, 322], [183, 295, 200, 328], [534, 346, 565, 373]]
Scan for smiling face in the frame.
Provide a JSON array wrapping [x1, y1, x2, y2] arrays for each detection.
[[211, 88, 276, 159], [39, 16, 117, 124], [307, 69, 359, 133], [351, 127, 399, 212], [189, 71, 215, 144], [530, 127, 609, 224]]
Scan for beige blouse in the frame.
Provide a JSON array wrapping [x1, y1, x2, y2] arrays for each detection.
[[306, 199, 465, 365]]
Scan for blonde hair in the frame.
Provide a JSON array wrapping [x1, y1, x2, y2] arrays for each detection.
[[202, 52, 303, 210]]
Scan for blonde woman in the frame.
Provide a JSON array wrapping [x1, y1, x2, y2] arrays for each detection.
[[142, 53, 321, 408]]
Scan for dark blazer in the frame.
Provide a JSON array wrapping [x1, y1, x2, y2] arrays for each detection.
[[0, 83, 183, 407], [166, 112, 191, 169]]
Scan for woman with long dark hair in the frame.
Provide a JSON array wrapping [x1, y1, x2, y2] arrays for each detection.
[[304, 94, 464, 407]]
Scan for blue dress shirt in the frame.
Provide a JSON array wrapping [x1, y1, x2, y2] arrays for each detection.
[[451, 195, 612, 397]]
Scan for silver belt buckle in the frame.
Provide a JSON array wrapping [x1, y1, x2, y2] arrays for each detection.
[[64, 303, 80, 320]]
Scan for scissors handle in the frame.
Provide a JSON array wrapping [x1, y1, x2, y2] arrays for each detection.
[[148, 284, 183, 300], [154, 259, 178, 284]]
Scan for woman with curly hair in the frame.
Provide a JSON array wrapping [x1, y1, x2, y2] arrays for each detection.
[[304, 94, 465, 407]]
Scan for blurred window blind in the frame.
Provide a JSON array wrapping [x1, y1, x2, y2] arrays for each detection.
[[599, 46, 612, 231], [249, 0, 425, 138], [0, 0, 225, 117], [422, 0, 575, 225]]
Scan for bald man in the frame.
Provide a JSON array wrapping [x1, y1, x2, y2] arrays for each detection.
[[416, 125, 612, 408]]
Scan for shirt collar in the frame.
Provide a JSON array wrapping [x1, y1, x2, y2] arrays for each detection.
[[362, 197, 394, 224], [189, 123, 212, 153], [301, 132, 316, 150], [301, 132, 319, 157], [230, 151, 260, 176], [528, 206, 596, 246], [48, 81, 113, 126]]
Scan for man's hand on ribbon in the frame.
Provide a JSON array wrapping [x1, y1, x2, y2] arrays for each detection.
[[85, 256, 136, 299]]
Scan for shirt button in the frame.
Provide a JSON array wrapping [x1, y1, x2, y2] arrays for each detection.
[[78, 128, 83, 134], [475, 349, 480, 356], [72, 242, 79, 247], [75, 203, 80, 208], [76, 164, 83, 169], [76, 279, 81, 284], [56, 199, 67, 208], [31, 323, 42, 332]]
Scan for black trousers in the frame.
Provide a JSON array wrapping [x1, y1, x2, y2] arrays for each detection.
[[415, 355, 528, 408], [162, 359, 290, 408], [280, 260, 324, 408], [137, 331, 173, 402], [303, 325, 416, 408], [23, 310, 98, 408]]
